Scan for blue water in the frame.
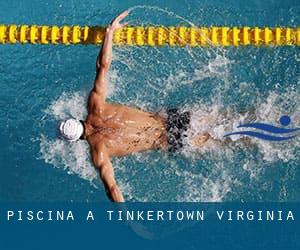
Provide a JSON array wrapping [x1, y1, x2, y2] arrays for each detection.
[[0, 0, 299, 202]]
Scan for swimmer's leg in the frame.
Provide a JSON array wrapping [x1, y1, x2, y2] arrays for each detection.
[[190, 115, 216, 147], [192, 133, 254, 148], [192, 133, 211, 147], [190, 108, 258, 148]]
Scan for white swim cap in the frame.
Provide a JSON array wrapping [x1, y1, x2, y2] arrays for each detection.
[[58, 118, 84, 142]]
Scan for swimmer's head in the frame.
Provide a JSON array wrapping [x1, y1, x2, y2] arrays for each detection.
[[57, 118, 84, 142]]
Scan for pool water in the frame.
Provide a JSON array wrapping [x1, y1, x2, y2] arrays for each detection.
[[0, 0, 299, 202]]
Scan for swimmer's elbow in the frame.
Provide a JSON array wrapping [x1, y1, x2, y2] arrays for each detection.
[[96, 57, 110, 72], [100, 57, 111, 70], [92, 156, 104, 170]]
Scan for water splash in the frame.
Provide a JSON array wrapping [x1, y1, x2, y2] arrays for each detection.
[[39, 89, 300, 202], [37, 6, 300, 202], [39, 134, 98, 184]]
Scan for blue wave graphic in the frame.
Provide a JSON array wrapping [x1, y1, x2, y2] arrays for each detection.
[[224, 131, 297, 141], [237, 123, 300, 134], [224, 116, 299, 141]]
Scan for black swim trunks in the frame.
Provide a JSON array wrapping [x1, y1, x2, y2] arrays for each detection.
[[166, 108, 191, 153]]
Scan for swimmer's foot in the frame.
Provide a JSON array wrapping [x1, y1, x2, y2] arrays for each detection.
[[193, 133, 210, 147]]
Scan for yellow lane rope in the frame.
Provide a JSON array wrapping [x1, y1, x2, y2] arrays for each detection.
[[0, 25, 299, 46]]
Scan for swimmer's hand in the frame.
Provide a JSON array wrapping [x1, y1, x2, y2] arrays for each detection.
[[107, 10, 129, 33]]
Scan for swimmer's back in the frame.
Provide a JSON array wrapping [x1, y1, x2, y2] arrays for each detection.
[[86, 101, 168, 156]]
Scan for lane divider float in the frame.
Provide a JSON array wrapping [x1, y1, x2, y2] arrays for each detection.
[[0, 25, 299, 46]]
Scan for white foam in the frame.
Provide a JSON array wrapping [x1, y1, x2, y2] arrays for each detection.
[[39, 92, 98, 185], [175, 164, 233, 202], [45, 91, 87, 120], [180, 89, 300, 163], [39, 134, 97, 183]]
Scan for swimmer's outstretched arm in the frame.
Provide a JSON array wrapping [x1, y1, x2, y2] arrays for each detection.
[[93, 11, 129, 101], [92, 143, 125, 202]]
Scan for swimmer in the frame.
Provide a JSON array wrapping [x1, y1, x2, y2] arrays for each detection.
[[58, 11, 210, 202]]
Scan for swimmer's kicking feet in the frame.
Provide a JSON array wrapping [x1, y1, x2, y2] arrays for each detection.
[[58, 11, 211, 202]]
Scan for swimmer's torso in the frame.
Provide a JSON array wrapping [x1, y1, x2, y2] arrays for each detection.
[[85, 92, 167, 156]]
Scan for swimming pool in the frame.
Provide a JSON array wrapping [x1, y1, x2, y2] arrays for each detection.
[[0, 0, 299, 202]]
